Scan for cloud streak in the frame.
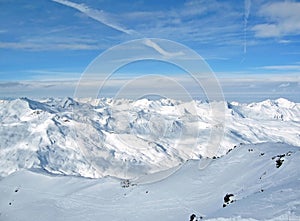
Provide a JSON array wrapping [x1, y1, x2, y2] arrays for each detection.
[[259, 65, 300, 71], [143, 39, 184, 58], [0, 34, 108, 51], [1, 76, 299, 103], [52, 0, 135, 35], [252, 2, 300, 38], [244, 0, 251, 53], [121, 0, 243, 48], [0, 41, 99, 51]]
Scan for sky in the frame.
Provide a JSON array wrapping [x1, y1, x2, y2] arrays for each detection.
[[0, 0, 300, 102]]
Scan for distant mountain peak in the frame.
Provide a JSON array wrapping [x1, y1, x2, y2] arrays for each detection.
[[0, 97, 299, 179]]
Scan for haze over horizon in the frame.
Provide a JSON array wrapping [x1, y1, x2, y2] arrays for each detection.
[[1, 0, 300, 102]]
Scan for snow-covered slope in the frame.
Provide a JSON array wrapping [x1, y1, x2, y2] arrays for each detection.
[[0, 98, 299, 220], [0, 143, 299, 221], [0, 97, 299, 178]]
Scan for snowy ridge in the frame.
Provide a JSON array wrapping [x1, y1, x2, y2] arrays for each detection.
[[0, 142, 299, 220], [0, 97, 299, 178]]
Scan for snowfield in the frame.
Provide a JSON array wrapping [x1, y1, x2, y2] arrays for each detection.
[[0, 97, 300, 220], [0, 143, 299, 221]]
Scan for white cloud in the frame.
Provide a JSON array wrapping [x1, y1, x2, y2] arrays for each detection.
[[279, 82, 290, 88], [252, 24, 280, 38], [0, 41, 99, 50], [0, 35, 105, 51], [143, 39, 184, 58], [252, 1, 300, 38], [1, 0, 244, 54], [259, 65, 300, 71], [52, 0, 135, 35], [278, 39, 292, 44], [181, 0, 209, 17], [121, 0, 242, 48]]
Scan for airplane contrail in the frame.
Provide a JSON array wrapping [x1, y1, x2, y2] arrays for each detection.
[[244, 0, 251, 54], [52, 0, 135, 35]]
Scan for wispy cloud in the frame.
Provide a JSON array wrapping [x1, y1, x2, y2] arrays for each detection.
[[143, 39, 184, 58], [278, 82, 290, 88], [25, 69, 81, 81], [244, 0, 251, 53], [252, 2, 300, 38], [0, 80, 78, 99], [1, 75, 299, 102], [0, 34, 104, 51], [52, 0, 135, 35], [0, 82, 29, 88], [259, 65, 300, 71], [278, 39, 292, 44], [2, 0, 244, 55], [122, 0, 243, 48], [0, 41, 99, 51]]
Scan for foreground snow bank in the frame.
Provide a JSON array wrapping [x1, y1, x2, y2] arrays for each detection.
[[0, 143, 299, 221]]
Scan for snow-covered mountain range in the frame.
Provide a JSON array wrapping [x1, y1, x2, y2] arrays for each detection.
[[0, 97, 300, 220], [0, 97, 299, 178]]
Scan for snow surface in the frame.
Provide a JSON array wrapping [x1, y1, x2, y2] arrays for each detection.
[[0, 97, 299, 178], [0, 143, 299, 221], [0, 97, 300, 220]]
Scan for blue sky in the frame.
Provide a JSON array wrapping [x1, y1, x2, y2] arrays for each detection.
[[0, 0, 300, 101]]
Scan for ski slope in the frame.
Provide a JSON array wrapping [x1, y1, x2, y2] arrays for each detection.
[[0, 143, 299, 221]]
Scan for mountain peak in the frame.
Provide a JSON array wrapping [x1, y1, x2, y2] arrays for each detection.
[[0, 97, 299, 178]]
